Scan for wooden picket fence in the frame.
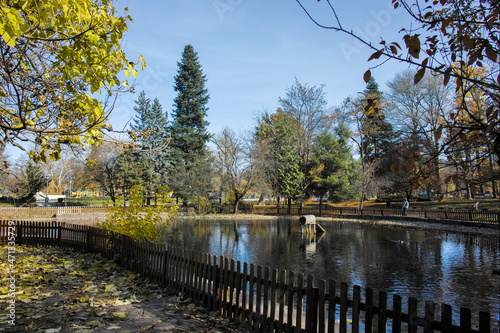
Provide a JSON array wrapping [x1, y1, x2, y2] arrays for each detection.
[[0, 205, 108, 219], [252, 205, 500, 225], [1, 204, 499, 226], [0, 220, 495, 332]]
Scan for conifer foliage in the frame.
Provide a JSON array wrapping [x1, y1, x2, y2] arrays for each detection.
[[169, 45, 212, 204], [170, 45, 210, 163], [130, 91, 171, 193]]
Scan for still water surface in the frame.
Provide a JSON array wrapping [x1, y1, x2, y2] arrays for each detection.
[[168, 218, 499, 327]]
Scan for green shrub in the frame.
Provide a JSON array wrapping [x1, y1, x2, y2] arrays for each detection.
[[99, 185, 178, 242]]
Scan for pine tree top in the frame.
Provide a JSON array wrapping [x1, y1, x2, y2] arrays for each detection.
[[363, 77, 381, 97]]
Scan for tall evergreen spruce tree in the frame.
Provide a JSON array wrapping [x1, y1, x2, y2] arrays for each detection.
[[148, 97, 171, 178], [169, 45, 211, 204], [361, 78, 395, 169], [360, 78, 398, 196], [130, 91, 171, 201], [130, 91, 152, 141]]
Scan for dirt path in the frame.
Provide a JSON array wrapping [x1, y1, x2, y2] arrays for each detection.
[[0, 245, 252, 333]]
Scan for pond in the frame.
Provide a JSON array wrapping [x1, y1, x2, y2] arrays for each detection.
[[167, 217, 499, 328]]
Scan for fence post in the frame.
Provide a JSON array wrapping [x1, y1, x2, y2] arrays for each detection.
[[86, 227, 92, 252], [479, 311, 490, 332], [17, 223, 23, 244], [305, 275, 318, 332], [340, 282, 348, 332], [57, 222, 62, 246]]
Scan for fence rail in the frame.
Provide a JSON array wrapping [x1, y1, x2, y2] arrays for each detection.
[[0, 205, 108, 219], [251, 205, 500, 225], [0, 220, 494, 332]]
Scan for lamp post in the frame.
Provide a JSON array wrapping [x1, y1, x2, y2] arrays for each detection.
[[44, 174, 51, 207]]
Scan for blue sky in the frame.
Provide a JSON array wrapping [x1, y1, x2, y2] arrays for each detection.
[[112, 0, 412, 135], [3, 1, 413, 161]]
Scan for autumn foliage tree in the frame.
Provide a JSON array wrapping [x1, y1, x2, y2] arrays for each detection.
[[0, 0, 145, 163], [297, 0, 499, 165], [99, 185, 178, 242]]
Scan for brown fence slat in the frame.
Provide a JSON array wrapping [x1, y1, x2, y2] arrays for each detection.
[[328, 279, 337, 333], [365, 287, 374, 333], [242, 262, 249, 321], [460, 307, 472, 331], [425, 301, 435, 333], [210, 255, 217, 310], [248, 263, 256, 326], [318, 279, 327, 333], [235, 260, 242, 322], [228, 258, 235, 319], [479, 311, 490, 332], [340, 282, 348, 333], [306, 275, 318, 332], [352, 285, 361, 333], [263, 266, 270, 330], [408, 297, 418, 333], [254, 265, 263, 331], [287, 271, 295, 333], [270, 268, 278, 331], [277, 270, 286, 333], [393, 294, 402, 333], [296, 272, 304, 332], [378, 290, 388, 333]]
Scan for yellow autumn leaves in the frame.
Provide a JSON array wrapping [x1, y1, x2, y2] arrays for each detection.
[[99, 185, 178, 243], [0, 0, 145, 162]]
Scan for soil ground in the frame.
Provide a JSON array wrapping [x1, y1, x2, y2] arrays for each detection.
[[0, 245, 253, 333]]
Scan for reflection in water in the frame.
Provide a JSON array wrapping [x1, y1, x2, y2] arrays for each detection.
[[168, 218, 499, 327]]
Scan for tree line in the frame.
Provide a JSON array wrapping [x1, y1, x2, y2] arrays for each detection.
[[1, 1, 498, 211], [1, 45, 497, 211]]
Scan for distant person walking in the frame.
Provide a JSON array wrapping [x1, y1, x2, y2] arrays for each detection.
[[402, 199, 409, 216]]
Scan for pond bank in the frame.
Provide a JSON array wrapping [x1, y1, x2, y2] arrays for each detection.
[[12, 211, 499, 236], [316, 215, 500, 236]]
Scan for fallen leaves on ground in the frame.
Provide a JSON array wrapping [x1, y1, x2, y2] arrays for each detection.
[[0, 245, 251, 332]]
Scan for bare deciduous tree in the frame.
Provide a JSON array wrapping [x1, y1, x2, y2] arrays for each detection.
[[213, 128, 257, 214]]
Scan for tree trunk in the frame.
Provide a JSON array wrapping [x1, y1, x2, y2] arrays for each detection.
[[233, 220, 239, 240], [490, 154, 498, 198], [258, 193, 265, 205], [287, 198, 292, 214], [465, 182, 472, 199], [233, 196, 240, 214]]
